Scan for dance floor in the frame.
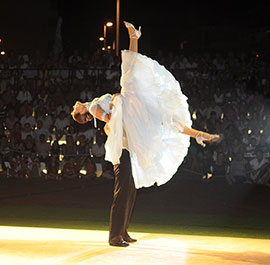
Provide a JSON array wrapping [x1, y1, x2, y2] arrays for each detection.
[[0, 226, 270, 265]]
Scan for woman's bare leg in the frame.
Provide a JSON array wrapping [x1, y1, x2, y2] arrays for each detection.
[[124, 21, 141, 53], [129, 38, 138, 53]]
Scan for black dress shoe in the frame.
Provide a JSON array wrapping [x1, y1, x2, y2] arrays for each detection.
[[109, 240, 129, 247], [123, 236, 137, 243]]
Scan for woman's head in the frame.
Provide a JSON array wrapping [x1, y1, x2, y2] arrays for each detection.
[[71, 110, 93, 124]]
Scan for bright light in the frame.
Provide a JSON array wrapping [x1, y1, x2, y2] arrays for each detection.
[[102, 47, 105, 51], [248, 129, 252, 135], [99, 37, 104, 41], [0, 51, 5, 56], [42, 169, 47, 174], [58, 140, 67, 145], [107, 46, 111, 50], [57, 169, 62, 174], [80, 169, 87, 175], [192, 112, 197, 120], [106, 22, 113, 27], [260, 130, 264, 134]]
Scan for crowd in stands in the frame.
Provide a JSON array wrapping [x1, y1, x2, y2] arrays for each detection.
[[0, 48, 270, 187]]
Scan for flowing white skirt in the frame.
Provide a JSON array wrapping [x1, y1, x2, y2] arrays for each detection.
[[105, 50, 192, 189]]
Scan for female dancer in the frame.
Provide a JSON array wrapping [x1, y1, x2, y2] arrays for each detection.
[[72, 21, 219, 246]]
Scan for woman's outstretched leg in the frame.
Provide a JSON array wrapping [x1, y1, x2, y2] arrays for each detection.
[[124, 21, 141, 53], [182, 126, 220, 147]]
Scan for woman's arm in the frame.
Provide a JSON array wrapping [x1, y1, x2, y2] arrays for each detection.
[[94, 104, 110, 123], [73, 101, 109, 122]]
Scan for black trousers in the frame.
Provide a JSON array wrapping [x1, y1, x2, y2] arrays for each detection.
[[109, 150, 137, 243]]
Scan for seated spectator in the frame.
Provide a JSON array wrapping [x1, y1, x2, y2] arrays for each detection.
[[192, 111, 206, 131], [20, 108, 36, 128], [35, 134, 50, 163], [19, 101, 33, 117], [223, 101, 237, 122], [105, 65, 120, 81], [76, 134, 89, 156], [22, 135, 35, 157], [226, 152, 248, 184], [6, 96, 20, 115], [55, 111, 70, 132], [50, 141, 60, 156], [21, 122, 33, 140], [48, 100, 58, 121], [36, 108, 53, 130], [80, 86, 93, 102], [62, 135, 77, 161], [0, 135, 10, 160], [2, 85, 15, 106], [91, 134, 105, 163], [5, 109, 18, 131], [33, 120, 50, 142], [206, 111, 218, 133], [228, 138, 244, 156], [209, 152, 228, 181], [206, 101, 222, 120], [77, 124, 95, 143], [34, 99, 46, 119], [10, 121, 22, 144], [245, 137, 258, 154], [0, 155, 6, 177], [26, 153, 40, 178], [62, 157, 79, 179], [16, 85, 32, 104], [213, 87, 224, 106], [248, 149, 269, 185], [47, 154, 60, 179], [36, 89, 49, 104], [80, 157, 96, 179]]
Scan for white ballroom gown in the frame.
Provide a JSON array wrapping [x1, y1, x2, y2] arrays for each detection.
[[89, 50, 192, 189]]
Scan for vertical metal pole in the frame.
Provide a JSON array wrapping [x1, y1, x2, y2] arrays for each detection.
[[104, 25, 107, 50], [116, 0, 120, 56]]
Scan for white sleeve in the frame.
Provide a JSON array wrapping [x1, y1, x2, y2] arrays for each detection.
[[88, 100, 98, 117]]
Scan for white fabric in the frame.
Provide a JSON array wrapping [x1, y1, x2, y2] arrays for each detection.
[[104, 50, 192, 189], [89, 93, 113, 128], [89, 93, 112, 115]]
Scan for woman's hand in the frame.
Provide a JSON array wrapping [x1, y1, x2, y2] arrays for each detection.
[[73, 101, 88, 115]]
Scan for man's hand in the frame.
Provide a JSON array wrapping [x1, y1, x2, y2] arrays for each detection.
[[104, 123, 110, 135], [73, 101, 88, 115]]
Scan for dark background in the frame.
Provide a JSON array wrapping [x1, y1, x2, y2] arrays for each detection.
[[1, 0, 270, 57]]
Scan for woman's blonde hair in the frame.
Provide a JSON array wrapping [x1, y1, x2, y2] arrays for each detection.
[[71, 110, 93, 124]]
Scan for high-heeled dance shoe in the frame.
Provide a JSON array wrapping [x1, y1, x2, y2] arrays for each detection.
[[195, 132, 220, 148], [123, 21, 141, 39]]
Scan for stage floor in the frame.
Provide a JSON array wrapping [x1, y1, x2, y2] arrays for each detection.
[[0, 226, 270, 265]]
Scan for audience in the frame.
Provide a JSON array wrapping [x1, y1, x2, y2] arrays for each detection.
[[0, 47, 269, 187]]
